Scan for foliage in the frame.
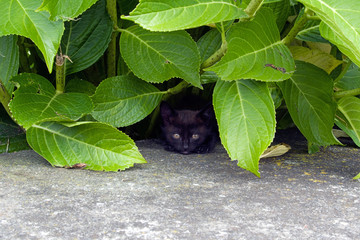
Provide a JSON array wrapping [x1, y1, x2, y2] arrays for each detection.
[[0, 0, 360, 177], [213, 79, 276, 177]]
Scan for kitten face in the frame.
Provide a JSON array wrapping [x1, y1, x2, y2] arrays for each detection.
[[160, 102, 217, 154]]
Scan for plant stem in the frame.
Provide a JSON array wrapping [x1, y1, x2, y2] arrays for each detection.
[[200, 21, 229, 71], [244, 0, 264, 18], [220, 22, 226, 45], [163, 80, 190, 101], [107, 34, 118, 78], [106, 0, 118, 78], [334, 59, 352, 84], [0, 81, 12, 117], [282, 8, 309, 46], [201, 42, 228, 70], [334, 88, 360, 99], [306, 15, 320, 21], [55, 55, 65, 93], [201, 0, 264, 71]]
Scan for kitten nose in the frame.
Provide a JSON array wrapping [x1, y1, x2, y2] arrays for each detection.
[[183, 141, 189, 150]]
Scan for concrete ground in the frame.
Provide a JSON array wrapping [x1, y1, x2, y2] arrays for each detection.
[[1, 131, 360, 239]]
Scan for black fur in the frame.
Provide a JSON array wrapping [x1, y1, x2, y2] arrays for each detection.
[[160, 102, 218, 154]]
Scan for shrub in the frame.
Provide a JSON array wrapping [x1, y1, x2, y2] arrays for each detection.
[[0, 0, 359, 177]]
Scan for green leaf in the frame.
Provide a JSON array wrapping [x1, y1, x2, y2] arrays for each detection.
[[65, 79, 96, 96], [264, 0, 290, 31], [335, 64, 360, 91], [122, 0, 247, 32], [297, 0, 360, 67], [335, 96, 360, 147], [277, 61, 339, 146], [308, 142, 320, 154], [320, 24, 360, 67], [206, 8, 295, 81], [118, 0, 139, 15], [215, 20, 234, 34], [265, 0, 283, 3], [117, 54, 131, 76], [0, 35, 19, 93], [0, 106, 29, 154], [61, 0, 113, 75], [268, 83, 283, 109], [201, 71, 220, 84], [296, 20, 328, 43], [26, 121, 146, 171], [0, 0, 64, 73], [0, 134, 30, 154], [11, 73, 55, 96], [289, 46, 343, 74], [354, 172, 360, 180], [0, 110, 22, 138], [9, 73, 93, 129], [276, 111, 294, 130], [197, 29, 222, 63], [120, 25, 202, 88], [37, 0, 99, 20], [213, 79, 276, 177], [91, 76, 165, 127]]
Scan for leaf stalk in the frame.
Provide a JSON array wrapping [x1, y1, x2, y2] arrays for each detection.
[[201, 41, 228, 70], [55, 55, 65, 93], [163, 81, 190, 101], [306, 15, 320, 21], [244, 0, 264, 18], [220, 22, 226, 45], [106, 0, 118, 78], [334, 88, 360, 99], [282, 8, 309, 46], [334, 59, 352, 84]]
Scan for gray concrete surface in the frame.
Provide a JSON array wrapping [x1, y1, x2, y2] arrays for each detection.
[[1, 137, 360, 240]]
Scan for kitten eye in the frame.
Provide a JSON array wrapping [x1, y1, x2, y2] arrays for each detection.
[[192, 134, 199, 140], [172, 133, 181, 139]]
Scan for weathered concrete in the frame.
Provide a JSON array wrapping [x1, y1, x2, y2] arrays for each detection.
[[1, 133, 360, 239]]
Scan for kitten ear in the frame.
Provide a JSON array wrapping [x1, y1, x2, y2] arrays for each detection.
[[197, 103, 215, 124], [160, 102, 177, 124]]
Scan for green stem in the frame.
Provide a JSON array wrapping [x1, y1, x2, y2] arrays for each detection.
[[334, 59, 352, 84], [334, 88, 360, 99], [163, 81, 190, 101], [55, 55, 65, 93], [114, 25, 123, 33], [282, 8, 309, 46], [244, 0, 264, 18], [200, 21, 228, 70], [306, 15, 320, 21], [220, 22, 226, 45], [106, 0, 117, 24], [200, 0, 263, 71], [107, 33, 118, 78], [201, 42, 228, 70], [0, 81, 12, 117], [63, 22, 73, 76], [106, 0, 118, 78]]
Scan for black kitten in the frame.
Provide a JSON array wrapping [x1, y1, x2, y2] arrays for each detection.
[[160, 102, 218, 154]]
